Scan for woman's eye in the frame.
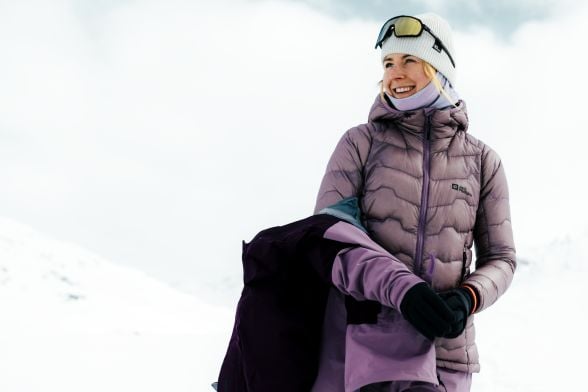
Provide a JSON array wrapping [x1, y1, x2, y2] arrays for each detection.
[[405, 58, 415, 63], [385, 63, 394, 68]]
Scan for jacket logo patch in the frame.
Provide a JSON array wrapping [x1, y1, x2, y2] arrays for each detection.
[[451, 183, 472, 197]]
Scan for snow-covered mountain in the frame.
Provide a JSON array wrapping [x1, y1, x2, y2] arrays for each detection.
[[0, 217, 234, 392]]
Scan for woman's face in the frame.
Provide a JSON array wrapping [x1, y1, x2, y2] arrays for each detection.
[[382, 53, 432, 98]]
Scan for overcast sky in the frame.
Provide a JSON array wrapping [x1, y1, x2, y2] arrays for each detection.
[[290, 0, 574, 36], [1, 0, 587, 300]]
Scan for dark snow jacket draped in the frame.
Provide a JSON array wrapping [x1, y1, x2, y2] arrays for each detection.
[[217, 203, 438, 392], [217, 213, 348, 392], [314, 96, 517, 373]]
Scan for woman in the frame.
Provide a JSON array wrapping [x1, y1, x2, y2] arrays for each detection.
[[312, 13, 516, 392]]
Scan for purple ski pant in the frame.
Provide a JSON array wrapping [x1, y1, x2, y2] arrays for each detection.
[[358, 368, 472, 392]]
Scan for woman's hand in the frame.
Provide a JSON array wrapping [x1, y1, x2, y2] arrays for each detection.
[[400, 282, 455, 340], [439, 287, 475, 338]]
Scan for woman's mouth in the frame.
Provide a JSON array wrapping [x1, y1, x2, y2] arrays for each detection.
[[393, 86, 415, 94]]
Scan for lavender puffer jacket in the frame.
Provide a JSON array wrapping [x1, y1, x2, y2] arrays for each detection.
[[314, 96, 516, 373]]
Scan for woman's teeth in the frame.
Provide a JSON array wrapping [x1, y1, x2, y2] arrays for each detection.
[[395, 86, 414, 93]]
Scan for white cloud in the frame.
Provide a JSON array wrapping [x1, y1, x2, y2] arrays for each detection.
[[455, 3, 588, 248], [0, 0, 380, 291]]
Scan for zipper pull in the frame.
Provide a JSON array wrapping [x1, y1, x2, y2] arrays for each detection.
[[425, 115, 432, 140], [425, 114, 431, 140]]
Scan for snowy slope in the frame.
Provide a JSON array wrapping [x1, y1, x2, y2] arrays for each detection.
[[1, 216, 587, 391], [0, 217, 234, 392], [472, 235, 588, 391]]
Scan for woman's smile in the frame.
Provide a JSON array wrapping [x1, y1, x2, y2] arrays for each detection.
[[392, 85, 417, 96]]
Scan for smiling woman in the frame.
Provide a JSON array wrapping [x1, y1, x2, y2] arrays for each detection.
[[313, 12, 516, 392]]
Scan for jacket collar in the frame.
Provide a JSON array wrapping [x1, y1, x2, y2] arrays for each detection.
[[367, 95, 469, 139]]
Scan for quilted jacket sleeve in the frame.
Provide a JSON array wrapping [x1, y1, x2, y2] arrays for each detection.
[[465, 146, 517, 313], [313, 125, 373, 213]]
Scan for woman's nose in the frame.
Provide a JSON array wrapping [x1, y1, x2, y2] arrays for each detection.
[[389, 66, 405, 79]]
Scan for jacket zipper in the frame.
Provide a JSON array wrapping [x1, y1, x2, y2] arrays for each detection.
[[414, 115, 432, 278]]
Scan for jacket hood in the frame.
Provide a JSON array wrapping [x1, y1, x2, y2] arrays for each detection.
[[367, 95, 469, 138]]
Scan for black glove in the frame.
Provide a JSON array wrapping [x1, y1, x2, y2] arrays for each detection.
[[400, 282, 455, 340], [439, 288, 474, 339]]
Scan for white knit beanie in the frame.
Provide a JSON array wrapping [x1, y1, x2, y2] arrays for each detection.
[[380, 13, 457, 87]]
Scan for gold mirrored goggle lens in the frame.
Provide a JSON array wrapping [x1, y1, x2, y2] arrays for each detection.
[[393, 17, 422, 36]]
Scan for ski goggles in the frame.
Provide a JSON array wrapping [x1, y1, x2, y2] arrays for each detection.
[[374, 15, 456, 68]]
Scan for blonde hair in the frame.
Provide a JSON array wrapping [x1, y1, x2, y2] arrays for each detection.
[[422, 62, 456, 106], [379, 60, 457, 107]]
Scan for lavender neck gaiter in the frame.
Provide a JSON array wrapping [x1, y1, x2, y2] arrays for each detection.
[[386, 71, 460, 111]]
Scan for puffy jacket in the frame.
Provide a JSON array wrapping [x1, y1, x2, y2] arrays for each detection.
[[314, 96, 517, 373]]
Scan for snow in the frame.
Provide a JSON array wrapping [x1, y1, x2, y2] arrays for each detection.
[[473, 235, 588, 390], [2, 216, 586, 391], [0, 217, 234, 392]]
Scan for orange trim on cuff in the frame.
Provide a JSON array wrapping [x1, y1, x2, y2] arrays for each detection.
[[461, 284, 478, 315]]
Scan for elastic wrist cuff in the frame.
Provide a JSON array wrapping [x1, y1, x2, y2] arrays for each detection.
[[461, 284, 478, 314]]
